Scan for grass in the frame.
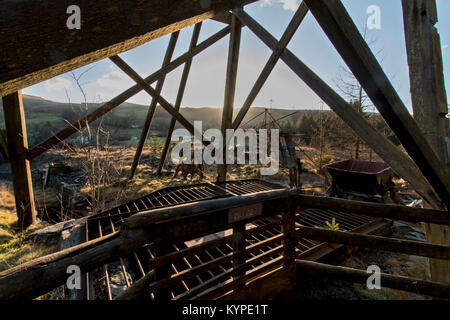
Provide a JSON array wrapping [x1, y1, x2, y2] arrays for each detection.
[[0, 184, 57, 272]]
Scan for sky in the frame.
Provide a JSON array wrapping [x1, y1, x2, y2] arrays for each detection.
[[23, 0, 450, 112]]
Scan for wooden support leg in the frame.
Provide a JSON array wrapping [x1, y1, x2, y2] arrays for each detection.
[[218, 15, 242, 182], [282, 198, 296, 266], [157, 23, 203, 176], [2, 91, 35, 229], [129, 31, 180, 180], [153, 241, 173, 300], [232, 223, 246, 289], [402, 0, 450, 285]]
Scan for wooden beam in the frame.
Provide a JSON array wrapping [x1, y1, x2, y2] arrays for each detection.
[[0, 130, 8, 160], [129, 31, 180, 180], [0, 0, 258, 96], [212, 11, 233, 25], [303, 0, 450, 209], [296, 260, 450, 299], [233, 9, 443, 208], [231, 2, 309, 129], [121, 189, 296, 230], [297, 226, 450, 260], [2, 91, 35, 229], [218, 15, 242, 182], [295, 194, 449, 226], [27, 26, 230, 160], [402, 0, 450, 284], [109, 55, 202, 140], [156, 24, 203, 176]]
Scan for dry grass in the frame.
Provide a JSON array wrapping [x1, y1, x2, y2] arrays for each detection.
[[0, 183, 56, 272]]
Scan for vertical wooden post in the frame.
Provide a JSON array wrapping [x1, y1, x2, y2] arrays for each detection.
[[402, 0, 450, 284], [2, 91, 35, 229], [282, 197, 296, 266], [232, 223, 246, 288], [154, 241, 173, 300], [157, 23, 202, 175], [218, 15, 242, 182], [129, 31, 180, 180]]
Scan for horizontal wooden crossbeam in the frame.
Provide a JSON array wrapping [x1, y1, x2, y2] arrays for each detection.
[[295, 194, 449, 226], [0, 0, 258, 96], [297, 226, 450, 260], [296, 260, 450, 299]]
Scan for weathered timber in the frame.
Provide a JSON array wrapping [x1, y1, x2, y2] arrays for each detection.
[[297, 226, 450, 260], [121, 189, 295, 229], [295, 194, 449, 226], [0, 0, 258, 96], [2, 91, 35, 229], [195, 253, 288, 299], [122, 235, 290, 299], [231, 3, 309, 129], [221, 263, 295, 300], [0, 232, 121, 300], [402, 0, 450, 284], [129, 31, 180, 180], [114, 221, 279, 300], [296, 260, 450, 299], [283, 198, 296, 265], [218, 15, 242, 182], [110, 55, 203, 142], [0, 130, 9, 160], [233, 9, 443, 208], [157, 24, 203, 175], [27, 26, 230, 160], [303, 0, 450, 209]]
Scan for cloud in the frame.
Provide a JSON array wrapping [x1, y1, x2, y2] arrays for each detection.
[[44, 77, 72, 92], [260, 0, 299, 11], [96, 70, 131, 89], [443, 44, 448, 49]]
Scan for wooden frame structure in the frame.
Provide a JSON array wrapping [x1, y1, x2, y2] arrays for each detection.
[[0, 188, 449, 300], [0, 0, 449, 293]]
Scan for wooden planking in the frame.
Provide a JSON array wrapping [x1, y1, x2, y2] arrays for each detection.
[[402, 0, 450, 284], [157, 24, 203, 175], [27, 26, 230, 160], [303, 0, 450, 209], [231, 2, 309, 129], [0, 0, 258, 96], [2, 91, 35, 229], [129, 31, 180, 180], [233, 9, 443, 208], [218, 15, 242, 182]]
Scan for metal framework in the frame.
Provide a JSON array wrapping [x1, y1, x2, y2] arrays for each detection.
[[0, 0, 449, 298]]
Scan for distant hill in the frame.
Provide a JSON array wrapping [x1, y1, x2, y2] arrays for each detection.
[[0, 95, 328, 146]]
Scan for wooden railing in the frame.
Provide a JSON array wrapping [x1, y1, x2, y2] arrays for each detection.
[[0, 189, 449, 300]]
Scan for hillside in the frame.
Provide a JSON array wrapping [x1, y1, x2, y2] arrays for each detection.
[[0, 95, 320, 146]]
